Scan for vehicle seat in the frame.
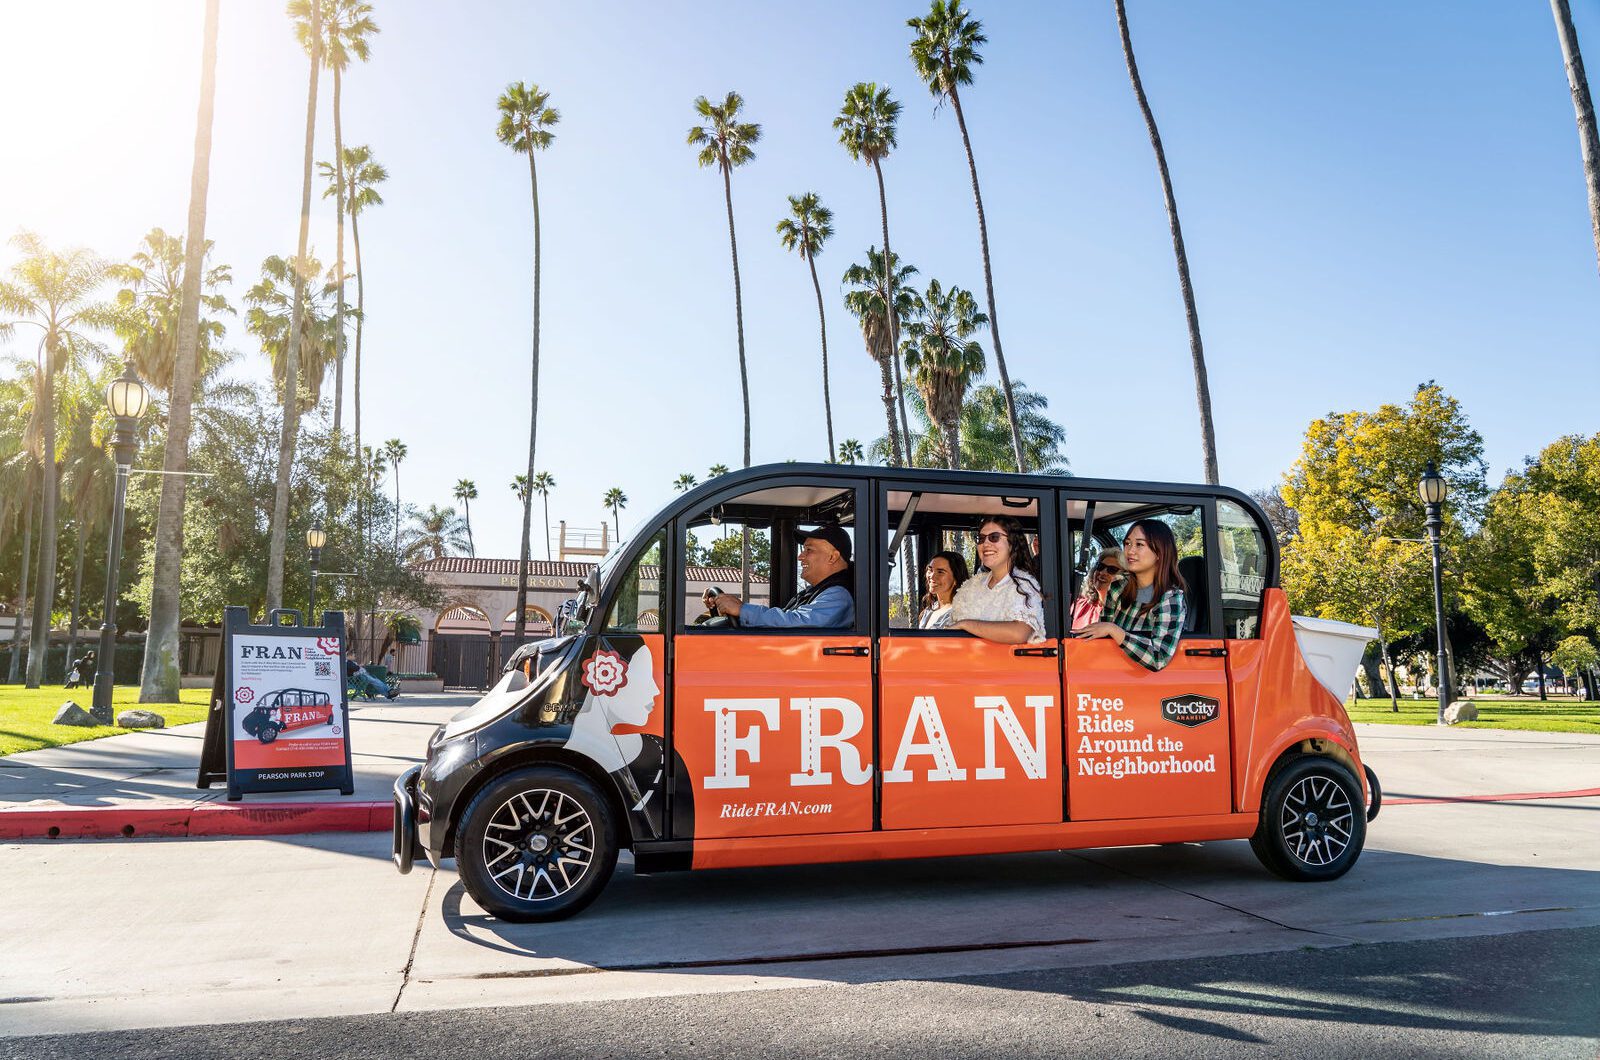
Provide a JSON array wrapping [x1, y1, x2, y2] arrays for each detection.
[[1178, 555, 1208, 634]]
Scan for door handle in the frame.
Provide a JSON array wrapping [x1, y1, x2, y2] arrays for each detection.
[[1014, 646, 1059, 657], [1185, 647, 1228, 657], [822, 646, 870, 657]]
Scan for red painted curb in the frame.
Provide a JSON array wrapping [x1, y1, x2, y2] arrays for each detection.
[[0, 801, 390, 840], [1385, 787, 1600, 806]]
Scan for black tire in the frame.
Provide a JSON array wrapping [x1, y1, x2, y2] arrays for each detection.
[[1250, 755, 1365, 882], [242, 712, 261, 737], [259, 721, 279, 744], [455, 766, 617, 922]]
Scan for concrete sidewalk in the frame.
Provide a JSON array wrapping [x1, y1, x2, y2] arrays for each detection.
[[0, 693, 474, 839]]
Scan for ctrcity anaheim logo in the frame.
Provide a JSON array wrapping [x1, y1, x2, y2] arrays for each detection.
[[1161, 693, 1220, 727]]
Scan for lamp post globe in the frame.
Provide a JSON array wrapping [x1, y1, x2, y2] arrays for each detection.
[[307, 523, 326, 622], [1419, 460, 1451, 725], [91, 364, 151, 724]]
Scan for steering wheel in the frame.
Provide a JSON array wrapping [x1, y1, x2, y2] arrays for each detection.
[[697, 587, 740, 629]]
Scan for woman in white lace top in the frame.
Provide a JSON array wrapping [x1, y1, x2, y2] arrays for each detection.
[[949, 516, 1047, 644]]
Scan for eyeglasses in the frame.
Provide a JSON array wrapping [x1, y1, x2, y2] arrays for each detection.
[[974, 531, 1006, 544], [1093, 564, 1121, 575]]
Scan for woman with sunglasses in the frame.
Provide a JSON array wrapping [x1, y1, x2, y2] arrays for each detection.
[[949, 516, 1047, 644], [1069, 548, 1124, 632], [917, 551, 970, 630], [1076, 519, 1187, 670]]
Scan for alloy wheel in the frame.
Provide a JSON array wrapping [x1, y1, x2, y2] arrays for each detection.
[[481, 788, 595, 902]]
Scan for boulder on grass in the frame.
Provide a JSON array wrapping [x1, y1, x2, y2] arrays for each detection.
[[1443, 701, 1478, 725], [116, 709, 166, 730], [53, 701, 99, 727]]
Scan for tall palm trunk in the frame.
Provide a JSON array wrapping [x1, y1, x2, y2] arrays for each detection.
[[946, 81, 1026, 473], [944, 415, 961, 472], [67, 521, 85, 672], [351, 187, 366, 637], [807, 253, 835, 461], [1552, 0, 1600, 276], [721, 166, 752, 468], [872, 161, 912, 466], [463, 498, 474, 557], [542, 493, 552, 561], [876, 352, 904, 467], [331, 65, 348, 438], [7, 480, 34, 683], [514, 150, 543, 642], [141, 0, 218, 701], [1114, 0, 1219, 486], [25, 351, 58, 687], [266, 8, 321, 611], [392, 465, 401, 556]]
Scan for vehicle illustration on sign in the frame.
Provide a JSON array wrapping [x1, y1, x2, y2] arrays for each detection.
[[240, 688, 337, 744], [392, 463, 1384, 923]]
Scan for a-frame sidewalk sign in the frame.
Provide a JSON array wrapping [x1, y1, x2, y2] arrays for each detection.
[[197, 607, 356, 801]]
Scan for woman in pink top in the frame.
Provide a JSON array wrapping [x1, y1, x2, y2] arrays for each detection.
[[1069, 548, 1124, 631]]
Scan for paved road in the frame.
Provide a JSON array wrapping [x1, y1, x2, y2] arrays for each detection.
[[1, 723, 1596, 1050], [8, 928, 1596, 1059]]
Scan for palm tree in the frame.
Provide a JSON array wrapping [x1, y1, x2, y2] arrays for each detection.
[[315, 0, 378, 440], [381, 438, 407, 555], [776, 192, 837, 461], [707, 463, 730, 478], [901, 279, 987, 470], [843, 247, 918, 467], [908, 0, 1026, 473], [603, 486, 627, 544], [673, 473, 698, 492], [269, 0, 326, 611], [688, 92, 761, 469], [888, 380, 1068, 474], [837, 438, 863, 465], [114, 225, 234, 704], [403, 504, 470, 563], [0, 233, 112, 687], [1551, 0, 1600, 277], [1113, 0, 1219, 485], [835, 83, 913, 460], [452, 479, 478, 557], [244, 254, 337, 413], [531, 470, 556, 561], [497, 81, 560, 642], [318, 143, 387, 562]]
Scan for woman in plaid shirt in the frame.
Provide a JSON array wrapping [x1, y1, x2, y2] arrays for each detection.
[[1076, 519, 1187, 670]]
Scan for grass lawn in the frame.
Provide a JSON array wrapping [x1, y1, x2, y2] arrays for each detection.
[[1346, 695, 1600, 735], [0, 685, 211, 756]]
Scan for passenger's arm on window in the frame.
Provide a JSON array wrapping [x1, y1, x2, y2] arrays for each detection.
[[952, 618, 1037, 644]]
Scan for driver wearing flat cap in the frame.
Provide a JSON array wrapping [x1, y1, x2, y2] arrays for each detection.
[[710, 524, 854, 630]]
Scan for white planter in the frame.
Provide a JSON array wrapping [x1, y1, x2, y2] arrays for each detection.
[[397, 677, 444, 694], [1291, 615, 1378, 702]]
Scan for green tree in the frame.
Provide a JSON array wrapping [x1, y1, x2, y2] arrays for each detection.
[[496, 80, 560, 642], [1460, 481, 1561, 695], [688, 92, 761, 469], [1551, 0, 1600, 278], [835, 83, 911, 458], [707, 463, 730, 479], [510, 473, 530, 504], [269, 0, 327, 612], [1551, 635, 1599, 699], [381, 437, 407, 555], [1113, 0, 1219, 485], [843, 247, 918, 467], [1517, 434, 1600, 633], [900, 279, 987, 470], [318, 143, 387, 557], [532, 470, 556, 562], [673, 473, 698, 492], [452, 479, 478, 557], [404, 504, 469, 563], [314, 0, 378, 440], [908, 0, 1026, 473], [0, 233, 112, 687], [244, 254, 338, 414], [603, 486, 627, 544], [837, 438, 863, 465], [776, 192, 836, 460], [880, 380, 1067, 474]]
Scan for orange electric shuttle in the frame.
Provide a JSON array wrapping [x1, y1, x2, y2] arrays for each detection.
[[394, 464, 1382, 921]]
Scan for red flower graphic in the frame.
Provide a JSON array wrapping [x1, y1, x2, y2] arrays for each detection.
[[316, 636, 341, 657], [235, 687, 255, 704], [581, 649, 628, 697]]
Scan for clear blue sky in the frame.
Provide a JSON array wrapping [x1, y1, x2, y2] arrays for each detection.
[[3, 1, 1598, 559]]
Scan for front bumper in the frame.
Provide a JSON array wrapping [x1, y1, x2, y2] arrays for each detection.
[[392, 764, 425, 873]]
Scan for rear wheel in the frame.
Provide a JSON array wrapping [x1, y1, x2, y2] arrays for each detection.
[[1250, 756, 1365, 881], [456, 766, 617, 922]]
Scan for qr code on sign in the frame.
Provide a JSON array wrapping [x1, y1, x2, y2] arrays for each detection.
[[314, 661, 332, 677]]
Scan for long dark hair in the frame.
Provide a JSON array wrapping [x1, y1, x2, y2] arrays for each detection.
[[977, 515, 1044, 607], [921, 550, 971, 608], [1118, 518, 1186, 614]]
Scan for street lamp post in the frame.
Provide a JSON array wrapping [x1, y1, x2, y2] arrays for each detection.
[[306, 523, 327, 622], [91, 364, 150, 724], [1419, 460, 1451, 726]]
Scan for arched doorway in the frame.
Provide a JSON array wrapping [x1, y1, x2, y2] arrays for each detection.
[[500, 605, 555, 661], [432, 604, 494, 690]]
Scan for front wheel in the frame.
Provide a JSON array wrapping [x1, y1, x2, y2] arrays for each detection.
[[456, 766, 617, 922], [1250, 756, 1365, 882]]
